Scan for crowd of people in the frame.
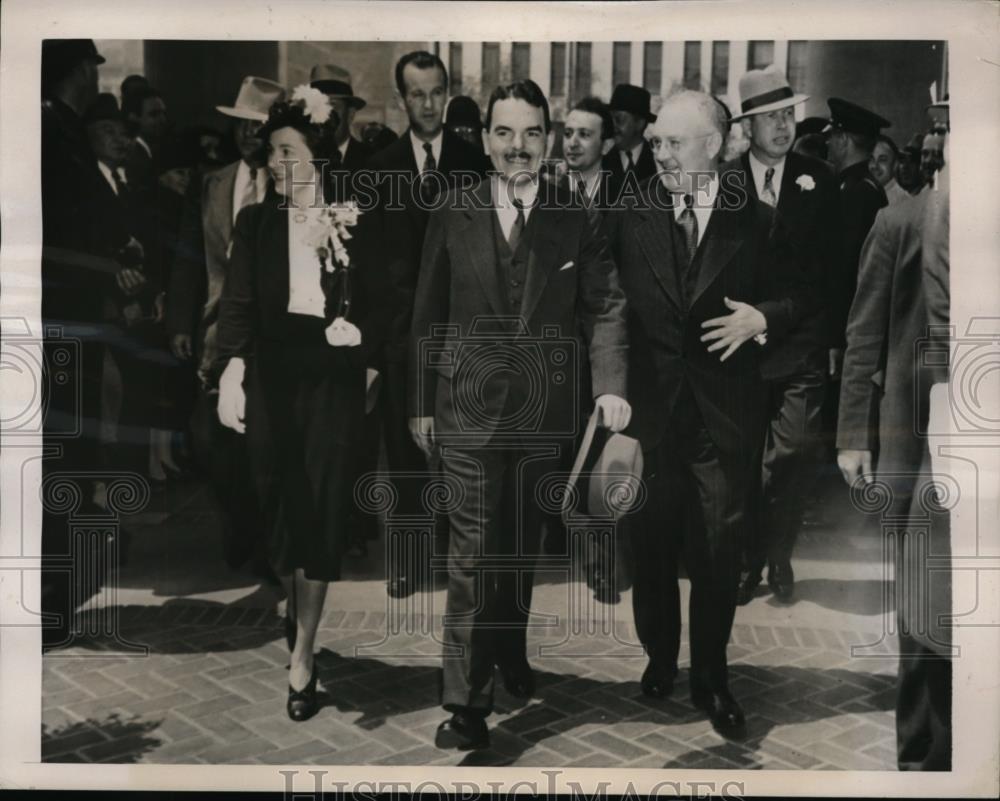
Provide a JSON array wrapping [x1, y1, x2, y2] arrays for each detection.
[[40, 39, 950, 769]]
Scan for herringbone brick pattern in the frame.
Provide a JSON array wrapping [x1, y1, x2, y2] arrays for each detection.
[[43, 605, 898, 768]]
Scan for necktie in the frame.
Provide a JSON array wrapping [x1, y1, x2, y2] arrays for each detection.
[[761, 166, 778, 207], [676, 193, 698, 267], [111, 168, 127, 196], [625, 150, 635, 172], [422, 142, 437, 174], [420, 142, 438, 203], [507, 199, 526, 252], [239, 166, 258, 211], [577, 177, 589, 202]]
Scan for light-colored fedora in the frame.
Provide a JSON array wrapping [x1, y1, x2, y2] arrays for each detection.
[[735, 66, 809, 119], [562, 408, 644, 524], [216, 76, 286, 121], [309, 64, 367, 110]]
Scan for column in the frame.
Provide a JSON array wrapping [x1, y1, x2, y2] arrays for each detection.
[[663, 41, 684, 94], [591, 41, 614, 101], [629, 40, 644, 86], [530, 42, 552, 97]]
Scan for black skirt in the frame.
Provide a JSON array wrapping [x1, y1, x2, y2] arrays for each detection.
[[245, 314, 365, 582]]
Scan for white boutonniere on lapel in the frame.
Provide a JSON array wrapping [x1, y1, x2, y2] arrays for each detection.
[[796, 174, 816, 192]]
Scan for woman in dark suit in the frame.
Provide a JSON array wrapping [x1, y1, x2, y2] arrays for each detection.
[[215, 89, 391, 721]]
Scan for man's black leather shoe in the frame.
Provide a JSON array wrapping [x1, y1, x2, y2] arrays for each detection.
[[736, 570, 763, 606], [499, 660, 535, 699], [387, 575, 415, 599], [591, 568, 621, 604], [640, 661, 675, 698], [435, 711, 489, 750], [690, 684, 746, 737], [768, 560, 795, 601]]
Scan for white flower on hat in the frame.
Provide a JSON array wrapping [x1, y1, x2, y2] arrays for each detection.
[[796, 174, 816, 191], [291, 84, 332, 124]]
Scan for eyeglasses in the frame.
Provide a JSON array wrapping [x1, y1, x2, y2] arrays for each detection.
[[647, 132, 715, 153]]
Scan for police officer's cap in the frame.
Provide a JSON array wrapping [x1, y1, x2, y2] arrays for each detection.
[[823, 98, 890, 138]]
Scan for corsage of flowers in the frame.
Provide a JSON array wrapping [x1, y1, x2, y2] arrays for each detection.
[[301, 200, 363, 346], [796, 174, 816, 191]]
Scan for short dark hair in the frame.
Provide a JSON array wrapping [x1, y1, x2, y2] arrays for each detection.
[[394, 50, 448, 96], [122, 86, 162, 119], [569, 96, 613, 140], [259, 99, 342, 200], [485, 79, 551, 133]]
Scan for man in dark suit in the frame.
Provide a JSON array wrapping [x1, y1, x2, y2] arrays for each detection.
[[366, 50, 491, 596], [837, 148, 952, 771], [608, 89, 806, 736], [561, 96, 620, 213], [309, 64, 373, 184], [823, 98, 890, 378], [41, 40, 145, 645], [601, 84, 658, 189], [167, 75, 284, 574], [409, 80, 629, 750], [724, 67, 834, 604], [123, 86, 169, 192]]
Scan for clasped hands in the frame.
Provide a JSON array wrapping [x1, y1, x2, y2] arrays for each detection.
[[700, 297, 767, 361], [409, 394, 631, 457]]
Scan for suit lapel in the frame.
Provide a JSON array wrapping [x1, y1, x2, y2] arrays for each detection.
[[690, 191, 744, 305], [777, 152, 799, 214], [260, 199, 290, 310], [458, 180, 507, 317], [634, 182, 683, 311], [519, 190, 562, 325], [208, 161, 239, 246]]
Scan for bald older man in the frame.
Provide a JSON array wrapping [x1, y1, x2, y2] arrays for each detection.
[[607, 89, 806, 736]]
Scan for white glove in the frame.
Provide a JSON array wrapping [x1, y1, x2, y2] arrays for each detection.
[[325, 316, 362, 346], [218, 357, 247, 434]]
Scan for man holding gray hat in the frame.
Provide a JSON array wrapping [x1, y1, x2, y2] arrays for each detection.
[[168, 75, 284, 575]]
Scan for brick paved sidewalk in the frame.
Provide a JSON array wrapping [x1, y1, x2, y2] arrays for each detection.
[[43, 603, 898, 768]]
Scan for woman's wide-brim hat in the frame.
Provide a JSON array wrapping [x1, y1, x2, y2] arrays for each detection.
[[216, 76, 286, 121], [734, 66, 809, 119]]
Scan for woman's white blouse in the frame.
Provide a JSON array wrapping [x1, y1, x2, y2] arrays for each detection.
[[286, 208, 327, 318]]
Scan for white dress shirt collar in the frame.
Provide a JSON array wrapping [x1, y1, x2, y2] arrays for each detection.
[[748, 149, 786, 204], [672, 173, 719, 248], [493, 175, 539, 241], [233, 160, 267, 224], [97, 161, 127, 195], [410, 130, 443, 173], [134, 136, 152, 159], [619, 141, 645, 171], [337, 138, 350, 163]]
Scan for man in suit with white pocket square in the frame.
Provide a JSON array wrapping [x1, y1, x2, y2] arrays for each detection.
[[408, 79, 629, 751]]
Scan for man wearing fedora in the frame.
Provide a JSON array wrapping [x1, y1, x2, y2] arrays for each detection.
[[167, 75, 284, 576], [309, 64, 373, 185], [366, 50, 491, 599], [601, 83, 658, 188], [607, 88, 805, 736], [723, 67, 835, 605]]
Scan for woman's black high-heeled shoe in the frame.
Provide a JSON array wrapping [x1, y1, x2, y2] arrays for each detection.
[[286, 663, 319, 722]]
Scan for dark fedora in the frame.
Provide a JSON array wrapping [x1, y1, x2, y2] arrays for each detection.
[[824, 97, 891, 138], [562, 408, 644, 524], [608, 83, 656, 123], [41, 39, 105, 89], [83, 93, 122, 126], [309, 64, 366, 110], [796, 115, 829, 139]]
